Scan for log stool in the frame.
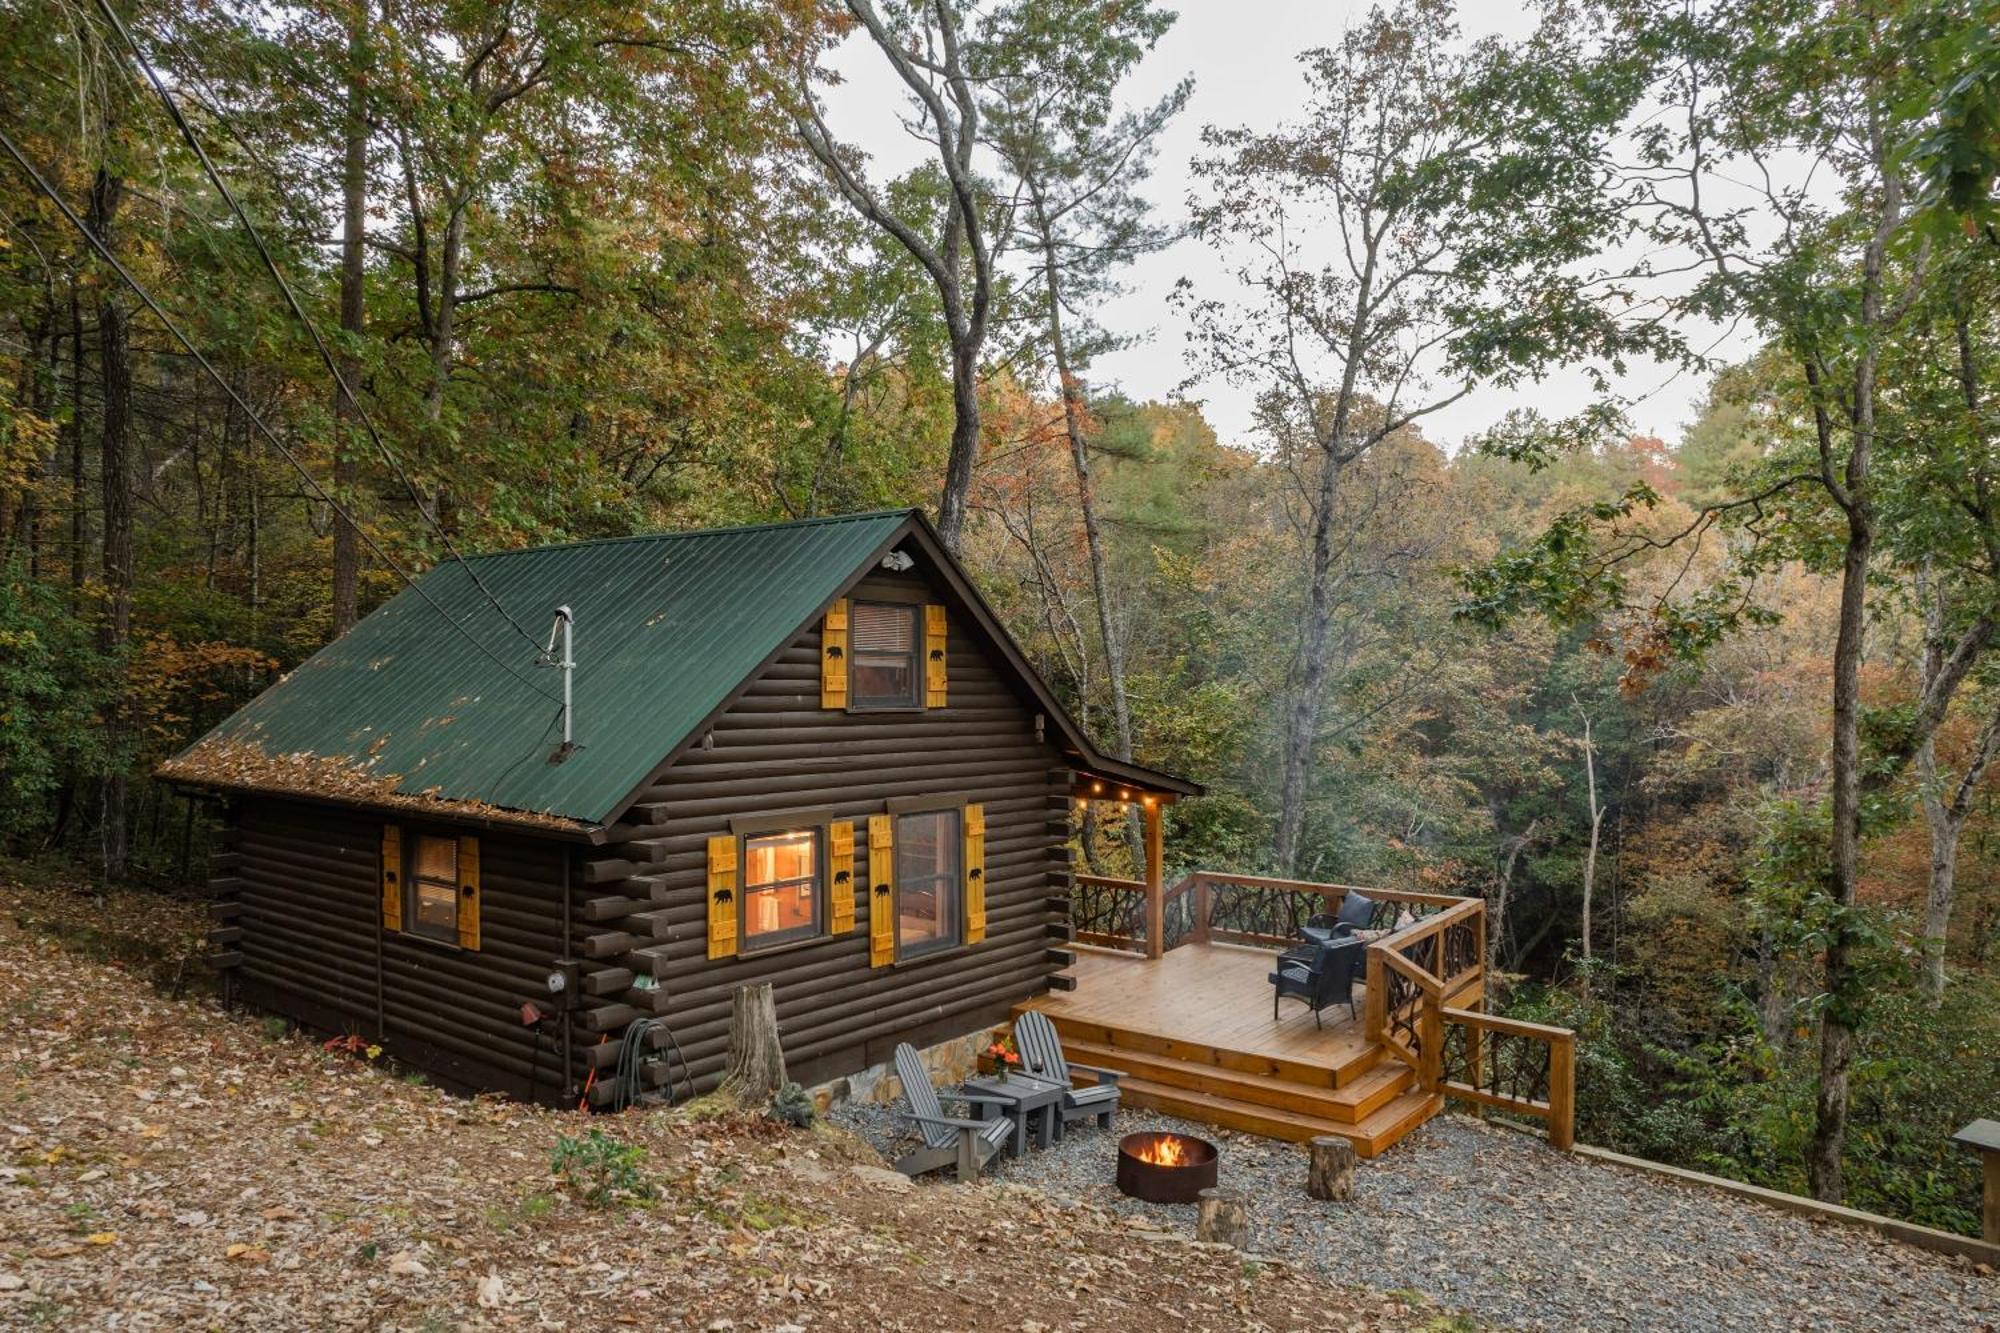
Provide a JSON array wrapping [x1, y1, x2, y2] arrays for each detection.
[[1306, 1135, 1355, 1202]]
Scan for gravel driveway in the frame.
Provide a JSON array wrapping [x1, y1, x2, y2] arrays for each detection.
[[830, 1102, 1998, 1331]]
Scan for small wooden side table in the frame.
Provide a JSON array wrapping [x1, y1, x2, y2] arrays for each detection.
[[962, 1072, 1063, 1158], [1952, 1118, 2000, 1243]]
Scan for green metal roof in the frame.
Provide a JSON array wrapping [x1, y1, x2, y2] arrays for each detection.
[[171, 510, 913, 827]]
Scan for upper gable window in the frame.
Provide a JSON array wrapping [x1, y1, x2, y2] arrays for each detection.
[[850, 602, 920, 708]]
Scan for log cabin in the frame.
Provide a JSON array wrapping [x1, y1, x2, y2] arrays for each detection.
[[160, 509, 1198, 1108]]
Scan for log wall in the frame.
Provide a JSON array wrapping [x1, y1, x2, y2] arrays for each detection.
[[578, 566, 1074, 1103], [223, 797, 579, 1103]]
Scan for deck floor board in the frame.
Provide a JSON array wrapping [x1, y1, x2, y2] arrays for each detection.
[[1024, 941, 1375, 1075]]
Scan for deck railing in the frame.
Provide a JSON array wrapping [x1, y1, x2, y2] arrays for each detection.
[[1061, 865, 1577, 1150], [1071, 873, 1152, 953], [1437, 1008, 1576, 1150]]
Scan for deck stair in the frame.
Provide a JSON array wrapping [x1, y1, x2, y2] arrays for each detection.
[[1015, 1002, 1442, 1158]]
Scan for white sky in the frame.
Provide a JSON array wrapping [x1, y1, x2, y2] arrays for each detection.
[[820, 2, 1755, 455]]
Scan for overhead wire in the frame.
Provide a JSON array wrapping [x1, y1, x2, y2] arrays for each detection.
[[0, 125, 556, 703], [96, 0, 555, 661]]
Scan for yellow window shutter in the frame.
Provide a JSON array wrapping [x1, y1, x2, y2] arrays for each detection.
[[456, 836, 482, 951], [380, 825, 403, 932], [821, 598, 849, 709], [963, 803, 986, 944], [924, 603, 948, 707], [829, 820, 857, 934], [868, 814, 896, 967], [707, 834, 739, 960]]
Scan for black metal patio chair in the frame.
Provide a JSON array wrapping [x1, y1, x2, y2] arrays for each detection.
[[1269, 936, 1362, 1028]]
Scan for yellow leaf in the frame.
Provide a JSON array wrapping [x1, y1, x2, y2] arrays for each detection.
[[86, 1232, 117, 1245]]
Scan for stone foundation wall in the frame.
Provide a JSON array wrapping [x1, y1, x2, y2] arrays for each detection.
[[809, 1022, 1006, 1114]]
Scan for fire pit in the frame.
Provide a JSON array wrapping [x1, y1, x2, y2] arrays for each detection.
[[1115, 1130, 1219, 1203]]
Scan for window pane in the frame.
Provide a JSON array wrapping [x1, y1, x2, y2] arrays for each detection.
[[415, 835, 457, 883], [896, 810, 960, 955], [415, 880, 457, 931], [852, 602, 914, 652], [852, 658, 913, 704], [746, 830, 815, 887], [744, 830, 820, 946], [746, 882, 816, 938]]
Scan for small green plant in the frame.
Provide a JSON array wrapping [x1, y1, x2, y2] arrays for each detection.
[[64, 1201, 96, 1232], [260, 1016, 290, 1040], [766, 1080, 815, 1128], [549, 1129, 651, 1208]]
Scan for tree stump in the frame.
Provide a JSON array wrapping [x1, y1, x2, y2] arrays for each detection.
[[716, 982, 786, 1107], [1196, 1187, 1250, 1249], [1306, 1135, 1355, 1202]]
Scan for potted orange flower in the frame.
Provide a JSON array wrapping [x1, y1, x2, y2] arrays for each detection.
[[983, 1037, 1022, 1081]]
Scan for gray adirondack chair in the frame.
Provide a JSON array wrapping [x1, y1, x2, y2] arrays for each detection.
[[890, 1042, 1014, 1181], [1012, 1009, 1121, 1133]]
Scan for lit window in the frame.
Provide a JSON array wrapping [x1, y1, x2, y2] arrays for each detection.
[[744, 829, 821, 948], [896, 809, 960, 958], [851, 602, 919, 707], [411, 834, 459, 942]]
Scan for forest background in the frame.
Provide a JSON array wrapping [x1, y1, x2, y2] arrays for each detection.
[[3, 0, 1997, 1235]]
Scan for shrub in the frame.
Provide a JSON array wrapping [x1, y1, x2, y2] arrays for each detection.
[[767, 1081, 815, 1128], [549, 1130, 651, 1208]]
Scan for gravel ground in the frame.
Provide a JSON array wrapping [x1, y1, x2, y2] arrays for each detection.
[[830, 1099, 1999, 1332]]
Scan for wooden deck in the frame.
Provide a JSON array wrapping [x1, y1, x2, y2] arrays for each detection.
[[1019, 942, 1450, 1156]]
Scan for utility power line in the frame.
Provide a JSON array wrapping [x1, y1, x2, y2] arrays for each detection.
[[97, 0, 554, 662], [0, 125, 556, 704]]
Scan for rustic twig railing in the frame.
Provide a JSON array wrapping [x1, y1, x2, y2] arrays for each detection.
[[1061, 866, 1578, 1149], [1072, 873, 1151, 953], [1438, 1008, 1576, 1150]]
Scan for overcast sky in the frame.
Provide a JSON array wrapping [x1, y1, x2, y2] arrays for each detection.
[[819, 2, 1751, 456]]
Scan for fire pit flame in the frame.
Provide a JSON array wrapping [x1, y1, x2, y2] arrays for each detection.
[[1133, 1135, 1191, 1167], [1115, 1131, 1219, 1203]]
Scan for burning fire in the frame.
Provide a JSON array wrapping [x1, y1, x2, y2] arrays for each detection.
[[1132, 1134, 1193, 1167]]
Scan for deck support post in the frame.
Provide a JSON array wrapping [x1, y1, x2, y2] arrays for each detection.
[[1142, 798, 1164, 960]]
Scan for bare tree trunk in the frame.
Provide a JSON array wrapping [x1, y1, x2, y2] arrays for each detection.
[[331, 1, 368, 635], [90, 168, 132, 883], [1574, 699, 1602, 971], [717, 982, 787, 1106], [1916, 699, 2000, 1001], [68, 283, 86, 605], [1037, 229, 1134, 766], [797, 0, 994, 557]]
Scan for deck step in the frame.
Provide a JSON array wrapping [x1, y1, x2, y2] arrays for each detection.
[[1094, 1074, 1442, 1158], [1035, 1003, 1381, 1088], [1060, 1036, 1413, 1125]]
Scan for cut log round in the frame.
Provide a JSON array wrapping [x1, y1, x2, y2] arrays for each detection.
[[1306, 1135, 1355, 1202], [715, 982, 786, 1107], [1196, 1187, 1250, 1249]]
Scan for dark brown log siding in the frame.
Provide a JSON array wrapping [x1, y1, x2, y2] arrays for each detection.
[[595, 568, 1070, 1095], [230, 797, 576, 1102]]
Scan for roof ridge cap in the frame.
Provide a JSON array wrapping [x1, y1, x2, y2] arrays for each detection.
[[452, 509, 917, 563]]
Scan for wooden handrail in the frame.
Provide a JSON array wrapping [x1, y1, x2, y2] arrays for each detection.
[[1437, 1004, 1575, 1150], [1187, 870, 1465, 909]]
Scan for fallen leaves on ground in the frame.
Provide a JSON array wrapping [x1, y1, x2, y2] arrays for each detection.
[[0, 869, 1440, 1330]]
